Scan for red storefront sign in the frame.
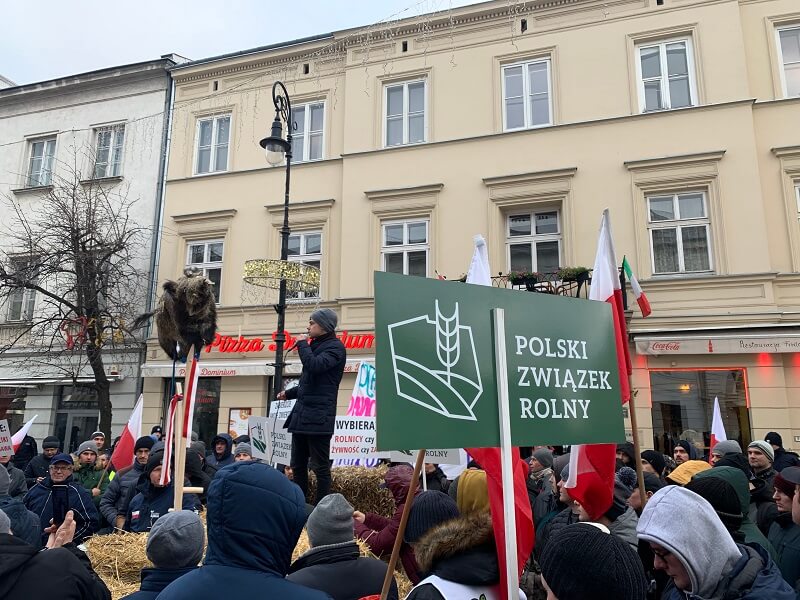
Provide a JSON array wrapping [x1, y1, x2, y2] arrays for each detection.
[[205, 331, 375, 354]]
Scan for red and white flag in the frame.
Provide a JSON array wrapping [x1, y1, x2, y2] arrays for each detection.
[[11, 415, 38, 453], [182, 353, 200, 440], [160, 394, 180, 486], [709, 397, 727, 462], [565, 442, 618, 520], [110, 395, 143, 471], [622, 256, 651, 317]]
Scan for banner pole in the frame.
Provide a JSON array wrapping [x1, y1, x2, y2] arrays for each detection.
[[172, 346, 195, 511], [626, 371, 648, 509], [493, 308, 519, 600], [380, 448, 425, 600]]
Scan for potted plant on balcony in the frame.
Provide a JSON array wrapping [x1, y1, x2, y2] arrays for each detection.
[[557, 266, 590, 283], [508, 270, 540, 291]]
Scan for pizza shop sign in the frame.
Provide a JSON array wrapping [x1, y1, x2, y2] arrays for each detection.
[[204, 331, 375, 354]]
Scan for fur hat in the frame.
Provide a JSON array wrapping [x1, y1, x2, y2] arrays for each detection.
[[748, 441, 774, 463], [306, 493, 354, 547], [146, 510, 205, 568], [310, 308, 338, 333]]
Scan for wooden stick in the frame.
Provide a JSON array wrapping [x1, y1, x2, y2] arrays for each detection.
[[380, 448, 425, 600], [172, 382, 185, 511], [627, 372, 648, 510]]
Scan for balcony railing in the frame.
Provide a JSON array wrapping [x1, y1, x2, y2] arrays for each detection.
[[489, 268, 628, 309]]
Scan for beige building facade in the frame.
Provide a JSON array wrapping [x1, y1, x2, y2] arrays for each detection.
[[143, 0, 800, 456]]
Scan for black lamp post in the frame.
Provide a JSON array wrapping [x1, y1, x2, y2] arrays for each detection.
[[260, 81, 293, 402]]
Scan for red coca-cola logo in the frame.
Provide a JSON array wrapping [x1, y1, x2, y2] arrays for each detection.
[[651, 342, 680, 352]]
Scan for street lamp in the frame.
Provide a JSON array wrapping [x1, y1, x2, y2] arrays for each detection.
[[260, 81, 293, 402]]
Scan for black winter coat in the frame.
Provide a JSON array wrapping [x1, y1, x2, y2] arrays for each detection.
[[99, 462, 144, 527], [23, 476, 99, 545], [24, 453, 51, 488], [773, 448, 800, 473], [0, 496, 41, 548], [12, 436, 37, 472], [0, 534, 110, 600], [287, 541, 398, 600], [422, 467, 450, 493], [534, 505, 579, 561], [120, 567, 198, 600], [286, 333, 346, 435], [3, 463, 27, 500]]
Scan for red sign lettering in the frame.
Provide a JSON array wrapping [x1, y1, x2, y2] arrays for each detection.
[[651, 342, 680, 352], [205, 331, 376, 354], [205, 334, 265, 354]]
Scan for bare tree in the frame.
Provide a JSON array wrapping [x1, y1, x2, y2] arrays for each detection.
[[0, 149, 150, 436]]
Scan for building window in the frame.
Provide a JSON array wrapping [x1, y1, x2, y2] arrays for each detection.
[[287, 231, 321, 299], [382, 220, 428, 276], [6, 258, 36, 322], [636, 38, 696, 112], [506, 210, 561, 273], [195, 115, 230, 174], [647, 192, 712, 274], [502, 59, 552, 131], [93, 125, 125, 178], [649, 369, 751, 458], [291, 102, 324, 162], [27, 138, 56, 187], [186, 240, 223, 302], [778, 26, 800, 97], [384, 80, 426, 147]]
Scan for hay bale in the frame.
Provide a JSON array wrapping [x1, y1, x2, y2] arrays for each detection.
[[306, 465, 394, 516]]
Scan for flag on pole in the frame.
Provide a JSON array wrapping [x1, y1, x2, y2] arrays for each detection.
[[11, 415, 38, 453], [564, 442, 618, 520], [465, 234, 534, 600], [622, 256, 651, 317], [110, 395, 143, 471], [182, 354, 200, 440], [160, 394, 180, 486], [590, 210, 632, 403], [709, 397, 727, 462]]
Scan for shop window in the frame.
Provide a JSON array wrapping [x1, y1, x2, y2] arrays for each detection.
[[649, 369, 751, 459], [163, 377, 221, 448]]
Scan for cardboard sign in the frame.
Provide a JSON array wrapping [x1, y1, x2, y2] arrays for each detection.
[[390, 449, 462, 465], [268, 399, 296, 420], [330, 416, 389, 461], [248, 416, 292, 464], [0, 420, 12, 459]]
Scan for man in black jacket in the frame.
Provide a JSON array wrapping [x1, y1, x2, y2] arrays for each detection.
[[278, 308, 346, 504], [287, 493, 397, 599], [24, 436, 61, 488], [12, 435, 37, 472], [99, 436, 154, 529], [766, 432, 800, 472]]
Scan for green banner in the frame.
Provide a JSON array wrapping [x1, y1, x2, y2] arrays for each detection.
[[375, 271, 625, 450]]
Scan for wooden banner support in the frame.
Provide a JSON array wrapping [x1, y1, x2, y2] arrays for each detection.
[[380, 448, 425, 600], [627, 372, 648, 510], [172, 345, 196, 511]]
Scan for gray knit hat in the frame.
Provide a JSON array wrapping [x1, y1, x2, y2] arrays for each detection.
[[76, 441, 98, 457], [306, 493, 354, 547], [711, 440, 742, 457], [0, 465, 9, 497], [532, 448, 554, 470], [310, 308, 338, 333], [0, 509, 10, 534], [146, 510, 205, 568], [748, 441, 774, 463], [234, 443, 252, 458]]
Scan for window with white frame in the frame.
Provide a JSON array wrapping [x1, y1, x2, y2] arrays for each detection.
[[506, 210, 561, 273], [6, 258, 37, 322], [502, 59, 552, 131], [636, 38, 696, 112], [291, 102, 324, 162], [647, 192, 712, 274], [777, 26, 800, 97], [384, 80, 426, 147], [382, 220, 428, 277], [93, 124, 125, 178], [27, 138, 56, 187], [186, 240, 223, 302], [195, 115, 231, 174], [287, 231, 322, 299]]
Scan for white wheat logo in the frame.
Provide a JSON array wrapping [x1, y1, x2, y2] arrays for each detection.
[[388, 301, 482, 421]]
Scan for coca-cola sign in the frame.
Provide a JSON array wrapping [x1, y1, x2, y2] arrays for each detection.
[[650, 342, 681, 352]]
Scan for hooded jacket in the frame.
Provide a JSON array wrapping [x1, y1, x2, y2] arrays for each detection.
[[772, 447, 800, 473], [695, 466, 776, 560], [287, 540, 398, 600], [0, 496, 41, 548], [99, 461, 145, 526], [406, 512, 526, 600], [0, 534, 110, 600], [355, 465, 420, 584], [23, 475, 99, 545], [156, 462, 330, 600], [11, 435, 37, 472], [24, 453, 54, 488], [767, 511, 800, 590], [120, 566, 198, 600], [609, 506, 639, 550], [285, 333, 347, 435], [2, 463, 27, 501], [73, 461, 109, 507], [205, 434, 234, 468]]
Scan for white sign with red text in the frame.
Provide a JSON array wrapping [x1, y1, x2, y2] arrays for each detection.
[[0, 420, 12, 459]]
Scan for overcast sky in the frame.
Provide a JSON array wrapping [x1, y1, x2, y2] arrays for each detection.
[[1, 0, 480, 85]]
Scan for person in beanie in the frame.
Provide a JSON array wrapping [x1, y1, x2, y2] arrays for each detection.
[[526, 447, 554, 507], [710, 440, 743, 465], [73, 440, 109, 507], [748, 440, 778, 534], [616, 442, 636, 466], [157, 462, 329, 600], [12, 434, 37, 472], [233, 443, 253, 462], [206, 433, 234, 468], [100, 435, 154, 529], [685, 476, 746, 541], [0, 464, 40, 547], [627, 472, 664, 515], [0, 508, 111, 600], [641, 450, 666, 478], [637, 486, 795, 598], [277, 308, 345, 505], [91, 431, 106, 451], [150, 426, 163, 441], [287, 493, 398, 599], [0, 451, 27, 500], [766, 432, 800, 472], [540, 522, 648, 600], [767, 467, 800, 589], [673, 440, 698, 465], [121, 510, 205, 600], [24, 435, 61, 487]]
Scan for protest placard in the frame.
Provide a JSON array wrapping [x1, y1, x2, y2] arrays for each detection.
[[330, 416, 389, 461], [0, 420, 11, 459], [389, 449, 461, 465], [248, 416, 292, 464]]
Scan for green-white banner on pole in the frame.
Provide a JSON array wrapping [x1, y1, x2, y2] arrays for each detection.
[[375, 271, 625, 450]]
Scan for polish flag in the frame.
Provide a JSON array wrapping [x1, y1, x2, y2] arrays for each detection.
[[11, 415, 38, 453], [622, 256, 651, 318], [709, 397, 727, 462], [590, 210, 631, 403], [110, 395, 143, 471], [565, 443, 618, 520]]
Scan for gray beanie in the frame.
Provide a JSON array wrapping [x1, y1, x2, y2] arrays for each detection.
[[0, 465, 9, 497], [0, 509, 9, 534], [711, 440, 742, 457], [76, 441, 98, 457], [306, 493, 354, 547], [531, 448, 554, 470], [310, 308, 338, 333], [748, 441, 775, 463], [234, 443, 252, 458], [146, 510, 205, 568]]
